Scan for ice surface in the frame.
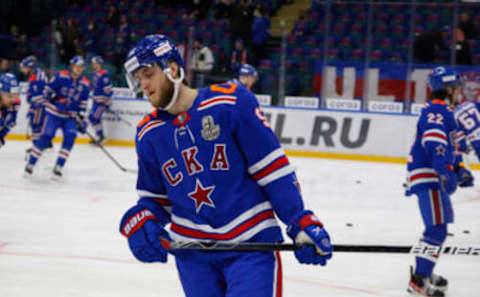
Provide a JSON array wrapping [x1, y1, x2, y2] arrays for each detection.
[[1, 140, 479, 297]]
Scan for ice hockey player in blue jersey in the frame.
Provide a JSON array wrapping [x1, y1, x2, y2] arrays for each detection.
[[19, 55, 50, 149], [88, 55, 113, 144], [24, 56, 89, 179], [405, 66, 471, 297], [228, 63, 257, 90], [0, 73, 20, 149], [119, 34, 332, 297], [454, 82, 480, 186]]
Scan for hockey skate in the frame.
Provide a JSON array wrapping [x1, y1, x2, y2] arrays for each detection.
[[430, 273, 448, 292], [52, 165, 62, 180], [23, 164, 33, 178], [89, 135, 105, 146], [407, 267, 444, 297]]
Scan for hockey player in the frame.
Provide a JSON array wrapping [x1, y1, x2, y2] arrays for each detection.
[[228, 63, 257, 90], [119, 35, 332, 297], [88, 55, 113, 144], [405, 66, 467, 297], [454, 78, 480, 180], [0, 73, 20, 149], [19, 55, 50, 149], [24, 56, 89, 178]]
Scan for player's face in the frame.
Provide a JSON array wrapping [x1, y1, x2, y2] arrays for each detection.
[[92, 62, 101, 72], [0, 92, 17, 107], [71, 64, 85, 77], [20, 66, 30, 76], [134, 64, 174, 109]]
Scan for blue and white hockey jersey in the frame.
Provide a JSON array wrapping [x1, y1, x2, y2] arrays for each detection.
[[91, 69, 113, 105], [0, 98, 20, 140], [43, 70, 89, 118], [25, 68, 47, 107], [454, 100, 480, 153], [135, 83, 304, 243], [406, 100, 458, 194]]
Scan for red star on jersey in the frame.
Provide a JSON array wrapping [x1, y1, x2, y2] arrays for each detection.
[[436, 145, 446, 156], [188, 179, 215, 213]]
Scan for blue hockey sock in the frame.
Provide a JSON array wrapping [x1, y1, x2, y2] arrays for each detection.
[[415, 224, 447, 277]]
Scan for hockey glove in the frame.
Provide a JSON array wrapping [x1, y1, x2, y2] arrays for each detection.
[[455, 162, 474, 187], [287, 210, 332, 265], [437, 165, 457, 195], [120, 205, 170, 263]]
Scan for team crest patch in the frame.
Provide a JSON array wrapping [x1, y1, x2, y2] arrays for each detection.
[[201, 115, 220, 141]]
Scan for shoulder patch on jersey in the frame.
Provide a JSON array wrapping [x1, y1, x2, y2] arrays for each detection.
[[99, 69, 106, 75], [81, 76, 90, 86], [28, 73, 37, 82], [430, 99, 447, 106], [59, 70, 70, 78]]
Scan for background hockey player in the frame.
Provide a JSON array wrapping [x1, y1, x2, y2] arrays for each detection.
[[0, 73, 20, 149], [24, 56, 89, 178], [228, 63, 257, 90], [19, 55, 50, 151], [119, 34, 332, 297], [454, 78, 480, 184], [405, 66, 470, 297], [88, 55, 113, 144]]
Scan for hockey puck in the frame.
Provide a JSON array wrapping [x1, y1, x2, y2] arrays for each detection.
[[346, 223, 353, 227], [463, 230, 470, 234], [447, 232, 454, 237], [355, 180, 362, 184]]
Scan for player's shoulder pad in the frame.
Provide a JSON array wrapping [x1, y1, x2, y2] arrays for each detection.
[[58, 70, 70, 78], [196, 83, 240, 111], [80, 76, 90, 87], [136, 109, 166, 142]]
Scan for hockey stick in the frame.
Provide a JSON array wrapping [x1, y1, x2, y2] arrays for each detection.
[[82, 128, 137, 173], [107, 108, 133, 127], [160, 238, 480, 255]]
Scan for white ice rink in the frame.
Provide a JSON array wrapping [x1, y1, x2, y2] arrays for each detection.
[[0, 140, 479, 297]]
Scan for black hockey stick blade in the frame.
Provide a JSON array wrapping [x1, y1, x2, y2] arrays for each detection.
[[160, 238, 480, 255]]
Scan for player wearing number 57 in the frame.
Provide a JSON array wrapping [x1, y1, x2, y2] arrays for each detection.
[[119, 34, 332, 297]]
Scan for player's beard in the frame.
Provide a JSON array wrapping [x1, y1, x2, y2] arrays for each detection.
[[155, 78, 175, 109]]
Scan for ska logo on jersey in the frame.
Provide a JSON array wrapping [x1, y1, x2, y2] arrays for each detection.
[[188, 178, 216, 213], [201, 115, 220, 141]]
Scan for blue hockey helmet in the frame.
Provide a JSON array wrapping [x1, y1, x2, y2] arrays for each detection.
[[91, 55, 104, 64], [428, 66, 460, 92], [70, 55, 85, 65], [19, 55, 37, 69], [124, 34, 185, 110], [0, 73, 20, 94], [238, 64, 257, 77]]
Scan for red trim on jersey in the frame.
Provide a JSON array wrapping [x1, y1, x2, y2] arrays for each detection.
[[171, 210, 275, 240], [29, 73, 37, 82], [422, 133, 447, 140], [252, 156, 289, 181], [275, 251, 283, 297], [137, 120, 165, 141], [432, 190, 442, 225], [431, 99, 447, 105], [198, 97, 236, 109], [409, 173, 438, 182], [153, 198, 172, 206]]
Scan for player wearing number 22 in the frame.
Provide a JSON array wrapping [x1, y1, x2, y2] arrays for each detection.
[[405, 66, 473, 297], [119, 34, 332, 297]]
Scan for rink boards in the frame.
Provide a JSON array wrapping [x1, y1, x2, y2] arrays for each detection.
[[7, 93, 480, 167]]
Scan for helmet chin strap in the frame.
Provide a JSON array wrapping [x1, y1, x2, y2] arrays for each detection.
[[161, 67, 185, 111]]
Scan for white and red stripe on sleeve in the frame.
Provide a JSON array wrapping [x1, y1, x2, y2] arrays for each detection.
[[421, 129, 447, 147], [248, 148, 295, 186]]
